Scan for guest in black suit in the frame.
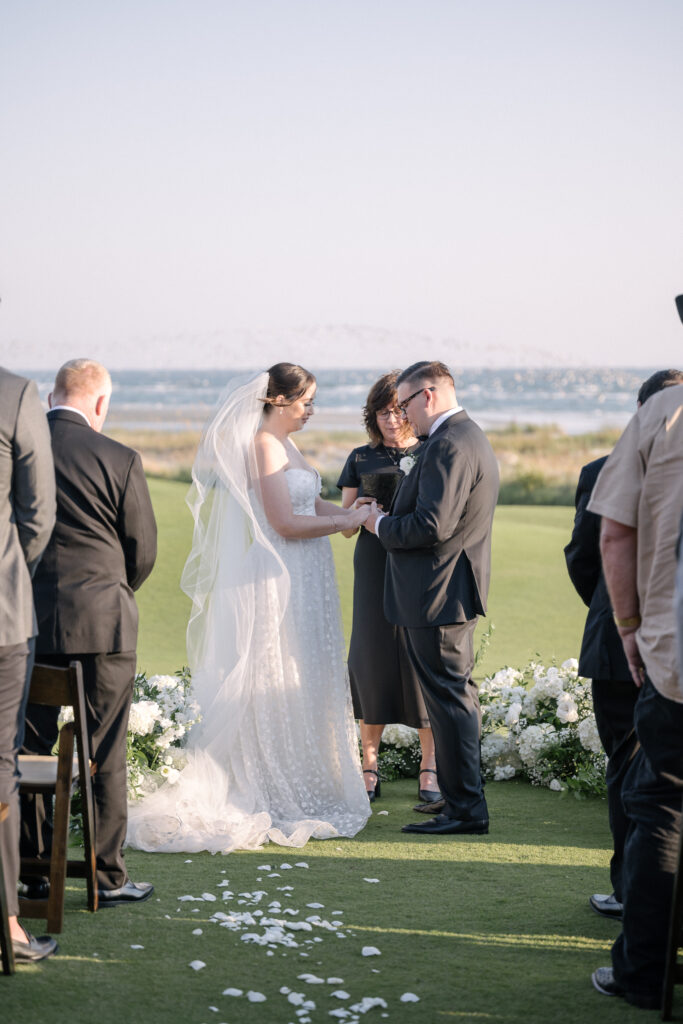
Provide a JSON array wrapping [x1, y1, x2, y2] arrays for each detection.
[[21, 359, 157, 906], [565, 368, 683, 920], [365, 361, 499, 835]]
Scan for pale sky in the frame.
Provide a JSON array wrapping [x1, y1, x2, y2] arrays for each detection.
[[1, 0, 682, 370]]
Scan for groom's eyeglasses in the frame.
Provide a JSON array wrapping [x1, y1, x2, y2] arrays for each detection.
[[398, 386, 435, 417]]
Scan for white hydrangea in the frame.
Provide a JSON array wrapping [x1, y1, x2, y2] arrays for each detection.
[[518, 723, 556, 766], [128, 699, 162, 736], [578, 715, 603, 755], [493, 764, 516, 781], [549, 778, 564, 791], [381, 724, 418, 748], [504, 702, 523, 728]]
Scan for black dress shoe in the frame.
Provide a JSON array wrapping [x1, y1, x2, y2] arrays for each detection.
[[12, 930, 58, 962], [20, 879, 50, 900], [413, 797, 446, 814], [98, 880, 154, 906], [417, 768, 442, 804], [402, 814, 489, 835]]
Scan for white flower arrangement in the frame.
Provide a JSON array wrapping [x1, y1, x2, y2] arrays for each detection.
[[125, 668, 201, 801], [373, 657, 606, 797], [479, 658, 606, 796]]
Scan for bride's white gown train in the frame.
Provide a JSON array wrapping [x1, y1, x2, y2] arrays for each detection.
[[126, 468, 370, 853]]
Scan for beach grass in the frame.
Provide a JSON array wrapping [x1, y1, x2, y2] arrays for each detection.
[[136, 479, 587, 679], [4, 779, 644, 1024]]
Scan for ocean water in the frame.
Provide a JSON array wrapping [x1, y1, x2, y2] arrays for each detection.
[[21, 366, 659, 434]]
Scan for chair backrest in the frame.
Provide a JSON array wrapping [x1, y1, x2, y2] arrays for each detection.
[[28, 662, 92, 773], [28, 663, 81, 708]]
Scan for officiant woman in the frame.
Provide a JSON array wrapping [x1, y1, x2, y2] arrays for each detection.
[[337, 371, 440, 806]]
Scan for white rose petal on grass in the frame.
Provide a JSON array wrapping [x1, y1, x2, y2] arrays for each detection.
[[280, 862, 293, 869], [192, 928, 203, 935], [400, 993, 420, 1002], [377, 810, 389, 815], [362, 878, 379, 883], [351, 997, 388, 1012], [184, 858, 192, 863], [247, 991, 266, 1002], [189, 960, 206, 971], [294, 861, 309, 868], [201, 892, 217, 901], [361, 946, 381, 957], [257, 864, 271, 871], [327, 977, 344, 984], [331, 990, 350, 999], [222, 987, 243, 996], [130, 944, 144, 950], [298, 973, 324, 983], [306, 902, 325, 909]]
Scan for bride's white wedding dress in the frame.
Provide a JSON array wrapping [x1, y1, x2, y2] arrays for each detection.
[[127, 377, 369, 853]]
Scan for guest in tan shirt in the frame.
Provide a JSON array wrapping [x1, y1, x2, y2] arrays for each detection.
[[587, 383, 683, 1010]]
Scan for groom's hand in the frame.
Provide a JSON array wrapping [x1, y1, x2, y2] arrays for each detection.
[[364, 501, 382, 534]]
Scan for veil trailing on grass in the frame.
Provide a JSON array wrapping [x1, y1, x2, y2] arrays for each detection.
[[127, 369, 370, 853]]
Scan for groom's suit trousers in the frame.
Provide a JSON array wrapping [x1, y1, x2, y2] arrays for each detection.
[[403, 620, 487, 820]]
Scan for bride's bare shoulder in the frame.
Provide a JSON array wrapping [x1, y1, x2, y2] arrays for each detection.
[[254, 430, 288, 473]]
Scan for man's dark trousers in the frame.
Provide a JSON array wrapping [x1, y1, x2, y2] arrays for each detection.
[[21, 651, 136, 890], [592, 678, 640, 901], [611, 677, 683, 1004], [404, 619, 486, 820]]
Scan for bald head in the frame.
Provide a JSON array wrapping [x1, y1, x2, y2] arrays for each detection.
[[50, 358, 112, 432]]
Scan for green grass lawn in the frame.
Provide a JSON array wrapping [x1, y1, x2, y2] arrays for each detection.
[[5, 781, 647, 1024], [137, 479, 587, 679], [6, 482, 652, 1022]]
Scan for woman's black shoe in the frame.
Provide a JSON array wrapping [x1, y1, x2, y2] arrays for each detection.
[[363, 768, 381, 802], [418, 767, 442, 803]]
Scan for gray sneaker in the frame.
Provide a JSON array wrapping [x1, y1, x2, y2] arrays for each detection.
[[592, 967, 624, 997], [589, 892, 623, 919]]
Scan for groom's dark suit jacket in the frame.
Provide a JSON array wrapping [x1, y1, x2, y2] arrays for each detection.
[[33, 409, 157, 654], [379, 410, 499, 627]]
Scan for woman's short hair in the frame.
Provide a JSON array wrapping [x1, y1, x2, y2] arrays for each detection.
[[363, 370, 402, 446], [264, 363, 316, 413]]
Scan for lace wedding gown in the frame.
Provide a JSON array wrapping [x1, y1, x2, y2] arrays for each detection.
[[126, 466, 370, 853]]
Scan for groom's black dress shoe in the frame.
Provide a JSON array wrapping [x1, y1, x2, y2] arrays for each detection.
[[97, 879, 154, 906], [402, 814, 489, 835], [12, 930, 58, 962]]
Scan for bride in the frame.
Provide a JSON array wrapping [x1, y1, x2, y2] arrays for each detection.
[[127, 363, 372, 853]]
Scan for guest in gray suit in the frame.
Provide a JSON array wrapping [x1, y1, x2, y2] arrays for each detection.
[[365, 361, 499, 835], [0, 366, 57, 961]]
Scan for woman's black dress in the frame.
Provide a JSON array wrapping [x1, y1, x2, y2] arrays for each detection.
[[337, 443, 429, 728]]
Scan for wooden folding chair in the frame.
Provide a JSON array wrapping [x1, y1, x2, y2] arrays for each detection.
[[662, 826, 683, 1020], [17, 662, 98, 933], [0, 802, 15, 975]]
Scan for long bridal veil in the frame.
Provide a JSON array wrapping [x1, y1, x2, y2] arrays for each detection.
[[127, 371, 292, 851], [181, 371, 289, 757]]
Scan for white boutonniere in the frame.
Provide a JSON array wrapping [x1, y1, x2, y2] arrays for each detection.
[[399, 454, 418, 476]]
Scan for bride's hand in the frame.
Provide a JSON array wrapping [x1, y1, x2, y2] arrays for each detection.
[[345, 502, 372, 528], [352, 496, 382, 511]]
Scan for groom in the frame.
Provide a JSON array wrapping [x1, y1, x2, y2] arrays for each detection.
[[365, 361, 499, 835]]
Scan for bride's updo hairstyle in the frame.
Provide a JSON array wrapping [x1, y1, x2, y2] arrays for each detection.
[[263, 362, 316, 413]]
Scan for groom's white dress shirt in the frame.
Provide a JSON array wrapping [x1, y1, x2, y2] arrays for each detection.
[[373, 406, 462, 537]]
